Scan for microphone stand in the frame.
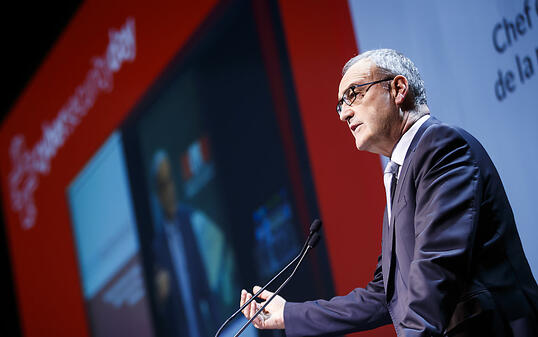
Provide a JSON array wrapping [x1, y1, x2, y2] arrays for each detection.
[[214, 219, 322, 337], [233, 233, 320, 337], [214, 237, 310, 337]]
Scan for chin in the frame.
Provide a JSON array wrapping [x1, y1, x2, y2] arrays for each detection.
[[355, 140, 368, 152], [354, 135, 369, 152]]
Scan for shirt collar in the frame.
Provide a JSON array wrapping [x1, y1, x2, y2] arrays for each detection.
[[390, 114, 430, 166]]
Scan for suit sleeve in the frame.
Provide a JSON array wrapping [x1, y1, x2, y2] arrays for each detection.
[[400, 126, 481, 337], [284, 253, 392, 337]]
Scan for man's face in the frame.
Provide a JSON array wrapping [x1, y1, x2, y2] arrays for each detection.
[[156, 158, 177, 220], [337, 59, 400, 156]]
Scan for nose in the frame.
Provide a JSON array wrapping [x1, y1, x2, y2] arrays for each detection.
[[339, 104, 354, 123]]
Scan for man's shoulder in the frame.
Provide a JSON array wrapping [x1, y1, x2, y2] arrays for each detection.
[[415, 117, 483, 153], [410, 117, 491, 175]]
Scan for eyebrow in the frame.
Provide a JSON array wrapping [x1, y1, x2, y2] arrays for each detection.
[[339, 81, 366, 100], [338, 69, 372, 99]]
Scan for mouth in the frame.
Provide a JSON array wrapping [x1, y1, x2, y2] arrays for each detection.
[[350, 122, 362, 132]]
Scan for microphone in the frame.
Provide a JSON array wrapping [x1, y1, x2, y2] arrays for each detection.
[[309, 218, 322, 234], [233, 232, 321, 337], [214, 219, 322, 337]]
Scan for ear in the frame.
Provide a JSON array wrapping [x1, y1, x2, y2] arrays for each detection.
[[391, 75, 409, 106]]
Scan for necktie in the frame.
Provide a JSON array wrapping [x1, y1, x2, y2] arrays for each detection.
[[384, 160, 400, 223]]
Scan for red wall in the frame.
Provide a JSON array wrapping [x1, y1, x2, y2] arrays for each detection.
[[278, 2, 392, 336], [0, 1, 392, 336]]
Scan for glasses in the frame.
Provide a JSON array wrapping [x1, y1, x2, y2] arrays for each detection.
[[336, 77, 394, 115]]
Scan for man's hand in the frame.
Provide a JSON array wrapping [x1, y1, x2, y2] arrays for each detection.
[[155, 269, 170, 302], [240, 286, 286, 329]]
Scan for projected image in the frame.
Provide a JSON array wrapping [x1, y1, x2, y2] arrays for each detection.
[[67, 132, 154, 337], [124, 2, 335, 336], [147, 147, 233, 337], [132, 61, 244, 337], [253, 189, 301, 279], [134, 78, 250, 334], [65, 1, 333, 337]]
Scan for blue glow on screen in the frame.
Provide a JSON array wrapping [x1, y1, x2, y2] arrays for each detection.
[[68, 131, 140, 298]]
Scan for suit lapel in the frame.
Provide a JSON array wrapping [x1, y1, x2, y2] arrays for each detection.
[[382, 116, 439, 299]]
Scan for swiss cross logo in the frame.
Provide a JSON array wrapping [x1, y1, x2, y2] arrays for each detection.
[[180, 136, 214, 198]]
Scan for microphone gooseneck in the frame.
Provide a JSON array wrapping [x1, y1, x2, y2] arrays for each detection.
[[233, 232, 321, 337], [214, 219, 322, 337]]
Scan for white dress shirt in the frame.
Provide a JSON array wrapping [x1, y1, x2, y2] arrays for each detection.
[[385, 114, 430, 222]]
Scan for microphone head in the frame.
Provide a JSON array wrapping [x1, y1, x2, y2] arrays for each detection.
[[309, 219, 322, 233], [308, 232, 321, 248]]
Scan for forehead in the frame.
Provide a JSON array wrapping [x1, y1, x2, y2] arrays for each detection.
[[338, 58, 376, 98]]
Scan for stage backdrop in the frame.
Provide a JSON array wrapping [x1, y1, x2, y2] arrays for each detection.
[[0, 0, 389, 336], [2, 1, 535, 337]]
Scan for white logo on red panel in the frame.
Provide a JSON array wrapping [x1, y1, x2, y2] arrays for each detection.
[[8, 18, 137, 230]]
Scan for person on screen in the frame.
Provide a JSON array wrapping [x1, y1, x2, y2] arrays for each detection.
[[239, 49, 538, 337], [151, 150, 219, 337]]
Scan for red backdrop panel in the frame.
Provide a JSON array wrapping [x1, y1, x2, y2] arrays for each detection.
[[277, 1, 393, 336], [0, 1, 218, 336]]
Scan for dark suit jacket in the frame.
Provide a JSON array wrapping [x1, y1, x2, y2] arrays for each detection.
[[152, 204, 217, 337], [284, 117, 538, 337]]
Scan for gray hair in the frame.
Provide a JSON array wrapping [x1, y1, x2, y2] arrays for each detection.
[[342, 49, 427, 106]]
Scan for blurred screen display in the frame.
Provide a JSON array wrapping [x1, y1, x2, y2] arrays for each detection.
[[67, 132, 155, 337], [253, 188, 300, 279], [65, 1, 334, 336]]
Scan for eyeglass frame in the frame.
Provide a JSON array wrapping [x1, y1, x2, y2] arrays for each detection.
[[336, 77, 394, 115]]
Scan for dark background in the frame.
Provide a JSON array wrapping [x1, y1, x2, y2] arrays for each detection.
[[1, 3, 82, 336]]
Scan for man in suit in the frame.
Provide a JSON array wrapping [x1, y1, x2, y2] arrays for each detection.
[[151, 150, 217, 337], [239, 49, 538, 336]]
